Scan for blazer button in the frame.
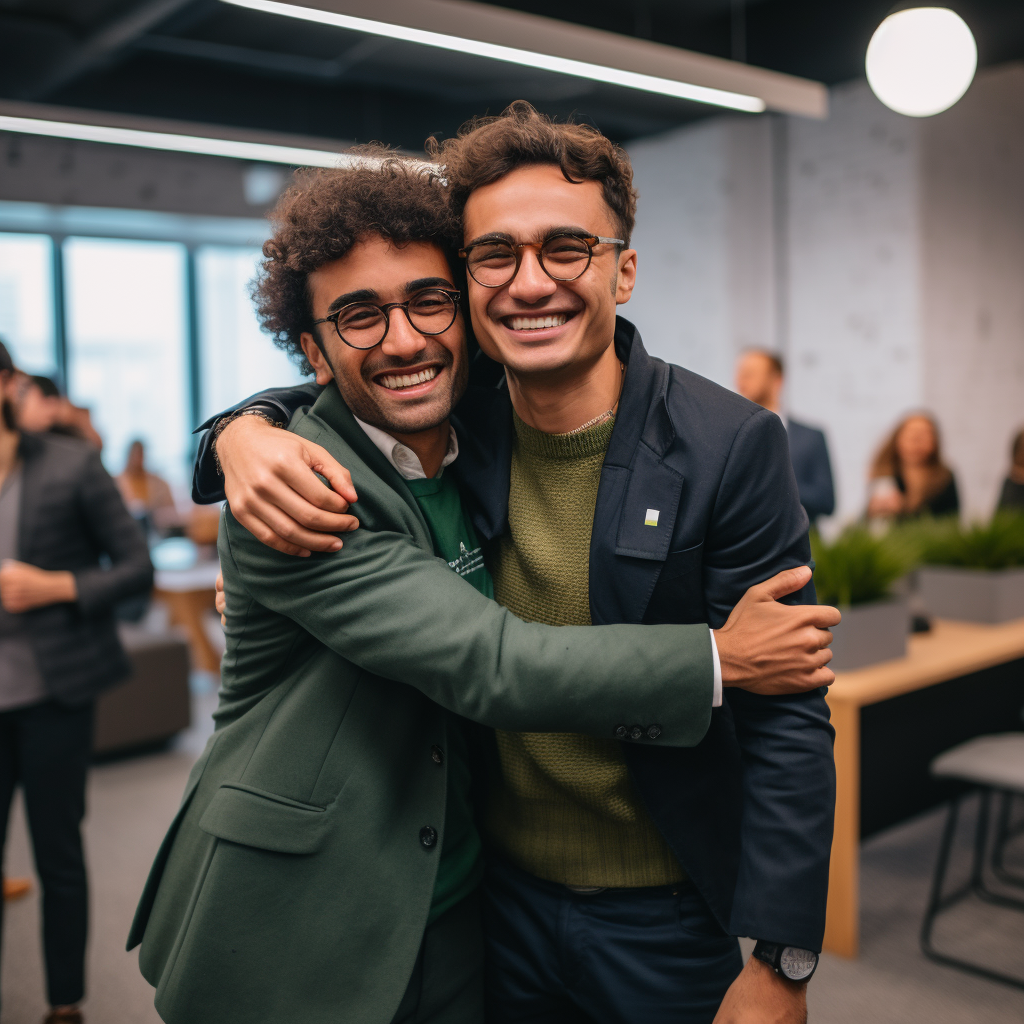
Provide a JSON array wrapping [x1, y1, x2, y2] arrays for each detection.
[[420, 826, 438, 848], [629, 725, 644, 741], [431, 745, 444, 765], [647, 724, 662, 740], [614, 725, 628, 740]]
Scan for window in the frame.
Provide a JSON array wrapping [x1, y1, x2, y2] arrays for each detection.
[[0, 233, 57, 375], [63, 237, 190, 485], [195, 245, 307, 424]]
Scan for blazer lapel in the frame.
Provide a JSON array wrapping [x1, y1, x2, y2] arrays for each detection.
[[589, 319, 685, 625]]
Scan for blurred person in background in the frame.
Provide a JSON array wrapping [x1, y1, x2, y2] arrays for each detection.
[[0, 340, 153, 1024], [735, 349, 835, 524], [13, 376, 103, 450], [867, 413, 959, 521], [116, 439, 179, 534], [997, 428, 1024, 513]]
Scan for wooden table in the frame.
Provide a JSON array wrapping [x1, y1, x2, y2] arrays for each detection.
[[823, 618, 1024, 957], [153, 562, 222, 674]]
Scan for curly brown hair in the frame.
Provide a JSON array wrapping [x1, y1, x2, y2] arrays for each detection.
[[428, 101, 638, 243], [254, 151, 460, 374]]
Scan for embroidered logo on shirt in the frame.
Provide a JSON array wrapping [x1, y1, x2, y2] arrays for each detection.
[[449, 541, 485, 578], [645, 508, 660, 527]]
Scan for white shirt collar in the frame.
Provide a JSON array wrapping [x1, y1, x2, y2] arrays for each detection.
[[352, 416, 459, 481]]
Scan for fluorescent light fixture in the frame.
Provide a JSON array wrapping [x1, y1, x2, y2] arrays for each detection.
[[866, 7, 977, 117], [0, 114, 351, 167], [222, 0, 767, 113]]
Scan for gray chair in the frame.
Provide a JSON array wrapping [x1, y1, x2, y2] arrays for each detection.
[[921, 733, 1024, 988]]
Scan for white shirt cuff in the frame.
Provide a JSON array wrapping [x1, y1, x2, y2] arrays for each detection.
[[710, 629, 723, 707]]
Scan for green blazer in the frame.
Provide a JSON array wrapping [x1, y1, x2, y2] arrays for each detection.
[[129, 386, 714, 1024]]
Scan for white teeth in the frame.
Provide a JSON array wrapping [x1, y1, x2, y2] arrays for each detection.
[[379, 366, 439, 390], [509, 314, 569, 331]]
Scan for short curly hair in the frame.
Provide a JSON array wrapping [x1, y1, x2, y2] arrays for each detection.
[[254, 152, 460, 374], [428, 101, 637, 244]]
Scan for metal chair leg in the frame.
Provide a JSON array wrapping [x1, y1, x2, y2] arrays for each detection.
[[992, 791, 1024, 889], [922, 789, 1024, 990], [973, 789, 1024, 911]]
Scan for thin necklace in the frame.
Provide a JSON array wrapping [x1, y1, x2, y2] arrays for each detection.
[[562, 360, 626, 436]]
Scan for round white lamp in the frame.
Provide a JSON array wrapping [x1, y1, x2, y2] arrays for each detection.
[[866, 7, 977, 117]]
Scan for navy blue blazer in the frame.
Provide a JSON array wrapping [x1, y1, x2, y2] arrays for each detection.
[[787, 418, 835, 523], [191, 317, 836, 951]]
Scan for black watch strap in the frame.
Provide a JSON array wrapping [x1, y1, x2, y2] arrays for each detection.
[[752, 940, 818, 982]]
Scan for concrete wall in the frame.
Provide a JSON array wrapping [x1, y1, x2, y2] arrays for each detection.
[[626, 63, 1024, 528], [918, 63, 1024, 519]]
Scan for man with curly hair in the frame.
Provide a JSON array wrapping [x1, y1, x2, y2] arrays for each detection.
[[130, 153, 837, 1024]]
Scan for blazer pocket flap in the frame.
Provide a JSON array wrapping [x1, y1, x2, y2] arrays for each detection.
[[198, 784, 329, 855]]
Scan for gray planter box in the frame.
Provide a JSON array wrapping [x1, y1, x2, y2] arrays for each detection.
[[830, 597, 909, 672], [917, 566, 1024, 624]]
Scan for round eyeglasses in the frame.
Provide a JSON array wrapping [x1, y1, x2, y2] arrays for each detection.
[[458, 233, 624, 289], [312, 288, 461, 350]]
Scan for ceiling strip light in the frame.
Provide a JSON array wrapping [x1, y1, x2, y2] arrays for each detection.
[[222, 0, 767, 113], [0, 114, 350, 167]]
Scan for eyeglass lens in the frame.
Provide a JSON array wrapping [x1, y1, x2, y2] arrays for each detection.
[[335, 290, 457, 349], [467, 234, 592, 287]]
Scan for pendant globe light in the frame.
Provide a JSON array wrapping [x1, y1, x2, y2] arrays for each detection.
[[866, 7, 977, 117]]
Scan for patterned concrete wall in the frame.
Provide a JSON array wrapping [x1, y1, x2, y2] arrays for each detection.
[[627, 64, 1024, 528], [919, 63, 1024, 519]]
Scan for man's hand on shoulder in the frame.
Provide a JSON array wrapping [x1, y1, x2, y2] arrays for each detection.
[[217, 414, 360, 557], [715, 566, 841, 695], [714, 957, 807, 1024]]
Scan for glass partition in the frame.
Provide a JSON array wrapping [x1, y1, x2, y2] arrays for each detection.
[[63, 237, 190, 485], [195, 245, 307, 424]]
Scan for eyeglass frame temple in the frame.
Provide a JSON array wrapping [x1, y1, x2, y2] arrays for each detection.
[[457, 234, 626, 287], [311, 288, 461, 349]]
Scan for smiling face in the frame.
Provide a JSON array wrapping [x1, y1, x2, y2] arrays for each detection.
[[461, 164, 637, 380], [299, 235, 468, 437]]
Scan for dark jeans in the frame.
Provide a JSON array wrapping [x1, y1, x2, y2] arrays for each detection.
[[392, 891, 485, 1024], [0, 699, 94, 1010], [483, 858, 743, 1024]]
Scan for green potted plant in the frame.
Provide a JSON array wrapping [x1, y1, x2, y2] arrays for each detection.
[[811, 526, 913, 670], [914, 513, 1024, 623]]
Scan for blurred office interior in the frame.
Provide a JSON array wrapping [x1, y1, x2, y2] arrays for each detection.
[[1, 2, 1023, 1022]]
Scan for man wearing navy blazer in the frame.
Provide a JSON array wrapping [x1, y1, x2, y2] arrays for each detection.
[[736, 350, 835, 524]]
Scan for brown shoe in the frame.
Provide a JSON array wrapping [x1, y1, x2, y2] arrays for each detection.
[[3, 877, 32, 901], [43, 1008, 83, 1024]]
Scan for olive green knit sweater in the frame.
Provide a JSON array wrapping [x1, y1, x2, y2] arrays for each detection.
[[484, 411, 685, 887]]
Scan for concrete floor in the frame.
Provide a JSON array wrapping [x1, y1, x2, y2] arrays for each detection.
[[3, 696, 1024, 1023]]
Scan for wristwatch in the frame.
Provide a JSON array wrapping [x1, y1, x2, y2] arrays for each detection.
[[752, 940, 818, 982]]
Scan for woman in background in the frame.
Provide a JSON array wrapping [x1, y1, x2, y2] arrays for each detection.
[[867, 413, 959, 521], [997, 428, 1024, 513]]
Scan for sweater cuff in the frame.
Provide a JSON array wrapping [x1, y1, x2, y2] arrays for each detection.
[[709, 628, 722, 707]]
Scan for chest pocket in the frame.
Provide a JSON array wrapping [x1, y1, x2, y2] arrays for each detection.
[[645, 542, 706, 625]]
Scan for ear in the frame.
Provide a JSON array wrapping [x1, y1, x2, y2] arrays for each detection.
[[300, 332, 335, 385], [614, 248, 638, 305]]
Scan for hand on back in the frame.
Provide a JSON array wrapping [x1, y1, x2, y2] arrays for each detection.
[[217, 415, 360, 557], [715, 566, 841, 695]]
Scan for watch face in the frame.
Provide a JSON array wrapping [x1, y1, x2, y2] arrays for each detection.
[[779, 947, 817, 981]]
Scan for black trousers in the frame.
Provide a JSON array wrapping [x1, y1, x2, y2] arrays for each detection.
[[0, 699, 94, 1009]]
